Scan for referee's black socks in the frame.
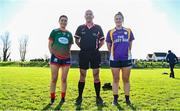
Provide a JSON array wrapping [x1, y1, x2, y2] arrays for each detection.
[[78, 81, 85, 97], [94, 82, 101, 98]]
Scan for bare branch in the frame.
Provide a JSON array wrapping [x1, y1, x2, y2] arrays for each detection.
[[0, 32, 11, 61], [19, 35, 29, 61]]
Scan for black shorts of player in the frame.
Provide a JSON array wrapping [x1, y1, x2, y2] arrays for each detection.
[[79, 49, 101, 69], [110, 60, 132, 68], [50, 54, 71, 67]]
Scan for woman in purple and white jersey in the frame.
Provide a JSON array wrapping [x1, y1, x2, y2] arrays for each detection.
[[106, 12, 135, 105]]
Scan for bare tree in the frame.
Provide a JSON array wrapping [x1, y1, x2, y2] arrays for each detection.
[[44, 54, 49, 62], [0, 32, 11, 61], [19, 35, 28, 61]]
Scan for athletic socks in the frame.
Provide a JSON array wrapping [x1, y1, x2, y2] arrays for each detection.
[[94, 82, 101, 98], [125, 95, 131, 105], [50, 92, 66, 102], [61, 92, 66, 99], [51, 92, 55, 99], [113, 95, 118, 102], [50, 92, 55, 104], [60, 93, 65, 103], [125, 95, 129, 101], [78, 81, 85, 97]]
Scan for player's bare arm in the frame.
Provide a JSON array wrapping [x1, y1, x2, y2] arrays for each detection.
[[129, 41, 133, 51], [48, 40, 53, 53], [107, 43, 111, 52]]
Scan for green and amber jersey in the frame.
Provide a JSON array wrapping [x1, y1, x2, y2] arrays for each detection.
[[49, 28, 73, 59]]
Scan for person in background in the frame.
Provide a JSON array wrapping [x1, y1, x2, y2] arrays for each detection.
[[166, 50, 178, 78]]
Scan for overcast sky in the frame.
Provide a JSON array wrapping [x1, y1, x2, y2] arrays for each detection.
[[0, 0, 180, 60]]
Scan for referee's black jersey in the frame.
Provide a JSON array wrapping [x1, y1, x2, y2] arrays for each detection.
[[74, 24, 104, 50]]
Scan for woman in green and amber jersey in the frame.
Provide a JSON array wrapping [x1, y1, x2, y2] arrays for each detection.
[[48, 15, 73, 105]]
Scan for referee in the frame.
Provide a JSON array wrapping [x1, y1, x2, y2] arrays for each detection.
[[74, 10, 105, 106]]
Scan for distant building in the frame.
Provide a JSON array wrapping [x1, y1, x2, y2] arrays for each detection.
[[71, 50, 110, 66], [152, 52, 167, 61], [146, 54, 153, 61], [146, 52, 167, 61], [178, 57, 180, 62]]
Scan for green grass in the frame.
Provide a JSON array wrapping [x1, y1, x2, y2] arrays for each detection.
[[0, 67, 180, 110]]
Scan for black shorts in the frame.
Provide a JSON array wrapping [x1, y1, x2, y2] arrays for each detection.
[[110, 60, 132, 68], [79, 50, 101, 69]]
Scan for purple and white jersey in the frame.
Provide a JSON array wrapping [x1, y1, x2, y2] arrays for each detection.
[[106, 27, 135, 61]]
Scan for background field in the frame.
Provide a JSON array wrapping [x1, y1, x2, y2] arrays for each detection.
[[0, 67, 180, 110]]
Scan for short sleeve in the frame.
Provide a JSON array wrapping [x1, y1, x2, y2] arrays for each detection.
[[49, 30, 55, 41], [129, 30, 135, 41], [74, 26, 81, 39], [106, 30, 112, 43]]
